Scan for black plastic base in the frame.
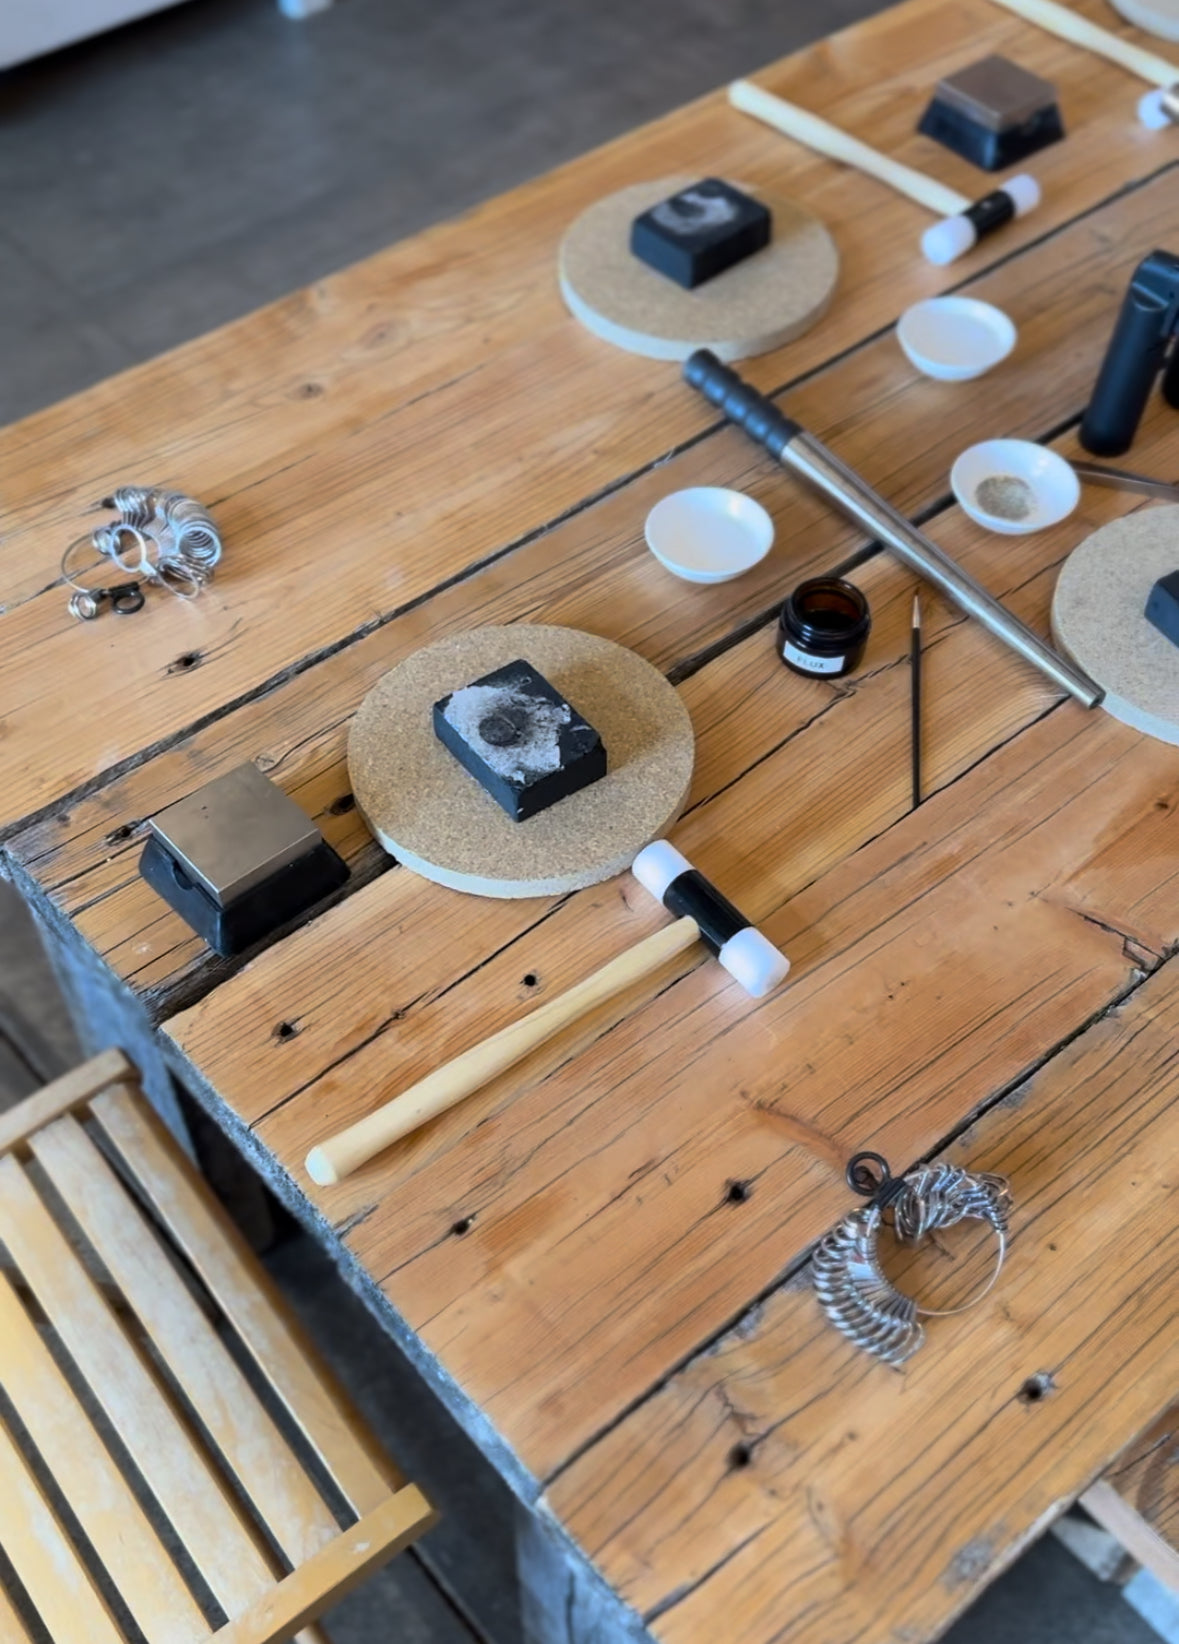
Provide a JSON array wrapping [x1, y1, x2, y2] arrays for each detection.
[[139, 835, 350, 958], [917, 98, 1064, 172]]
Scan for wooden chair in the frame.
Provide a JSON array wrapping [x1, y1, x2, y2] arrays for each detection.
[[1081, 1406, 1179, 1594], [0, 1050, 436, 1644]]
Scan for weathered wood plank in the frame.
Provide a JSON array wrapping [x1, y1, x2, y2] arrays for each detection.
[[337, 702, 1174, 1476], [8, 165, 1179, 1022], [548, 958, 1179, 1644], [0, 0, 1172, 834], [165, 535, 1179, 1482]]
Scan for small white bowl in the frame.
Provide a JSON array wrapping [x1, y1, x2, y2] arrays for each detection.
[[644, 487, 774, 583], [951, 439, 1080, 535], [897, 296, 1017, 382]]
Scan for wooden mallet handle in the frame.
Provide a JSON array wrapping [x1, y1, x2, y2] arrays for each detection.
[[305, 916, 702, 1186], [988, 0, 1179, 87], [729, 79, 969, 216]]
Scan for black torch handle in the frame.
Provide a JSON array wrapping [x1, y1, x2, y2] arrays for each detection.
[[1080, 257, 1179, 457], [682, 350, 801, 458]]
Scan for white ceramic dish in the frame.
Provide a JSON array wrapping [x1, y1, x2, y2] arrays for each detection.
[[644, 487, 774, 583], [897, 296, 1017, 382], [951, 439, 1080, 535]]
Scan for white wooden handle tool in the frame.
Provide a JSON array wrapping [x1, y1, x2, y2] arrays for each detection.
[[730, 78, 968, 215], [987, 0, 1179, 124], [305, 840, 790, 1186], [729, 79, 1042, 264]]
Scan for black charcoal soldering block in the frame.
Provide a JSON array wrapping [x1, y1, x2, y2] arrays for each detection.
[[630, 179, 771, 290], [433, 659, 607, 822], [1145, 570, 1179, 649]]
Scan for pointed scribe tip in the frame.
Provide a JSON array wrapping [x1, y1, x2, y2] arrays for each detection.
[[912, 591, 921, 628]]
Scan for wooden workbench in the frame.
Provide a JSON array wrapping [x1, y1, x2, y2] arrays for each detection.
[[2, 1, 1178, 1638]]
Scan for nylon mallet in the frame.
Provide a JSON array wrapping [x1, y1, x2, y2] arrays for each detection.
[[305, 840, 789, 1185]]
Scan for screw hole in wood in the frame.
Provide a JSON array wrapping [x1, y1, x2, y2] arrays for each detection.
[[726, 1179, 752, 1205], [728, 1442, 754, 1469], [451, 1216, 475, 1237], [522, 973, 539, 988], [168, 651, 203, 674], [327, 793, 356, 815], [274, 1021, 300, 1042], [1019, 1371, 1055, 1403]]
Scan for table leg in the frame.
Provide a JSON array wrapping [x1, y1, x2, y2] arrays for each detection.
[[17, 888, 191, 1145], [1, 859, 280, 1246], [517, 1502, 654, 1644]]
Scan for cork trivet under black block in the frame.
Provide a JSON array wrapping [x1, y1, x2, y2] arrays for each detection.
[[348, 625, 695, 898], [559, 175, 838, 362], [1051, 504, 1179, 746]]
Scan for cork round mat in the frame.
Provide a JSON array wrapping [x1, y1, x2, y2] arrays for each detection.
[[349, 625, 695, 897], [559, 176, 839, 362], [1108, 0, 1179, 39], [1051, 506, 1179, 745]]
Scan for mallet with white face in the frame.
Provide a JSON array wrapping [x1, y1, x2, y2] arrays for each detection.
[[305, 840, 789, 1186]]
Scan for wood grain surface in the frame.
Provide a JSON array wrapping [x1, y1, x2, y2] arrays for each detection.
[[8, 164, 1179, 1019], [549, 959, 1179, 1641], [0, 0, 1173, 835], [4, 1, 1179, 1639]]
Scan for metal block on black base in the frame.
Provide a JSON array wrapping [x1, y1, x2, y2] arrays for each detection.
[[139, 763, 349, 958]]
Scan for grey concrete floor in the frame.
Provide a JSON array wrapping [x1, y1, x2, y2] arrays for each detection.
[[0, 0, 882, 427], [0, 0, 1166, 1639]]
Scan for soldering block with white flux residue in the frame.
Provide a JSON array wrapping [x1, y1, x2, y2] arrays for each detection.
[[433, 659, 607, 821]]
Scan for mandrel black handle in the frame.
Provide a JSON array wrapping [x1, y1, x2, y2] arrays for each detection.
[[683, 349, 800, 457]]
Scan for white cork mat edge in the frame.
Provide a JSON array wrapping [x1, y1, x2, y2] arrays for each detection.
[[348, 625, 695, 897], [559, 176, 839, 362], [1051, 505, 1179, 746]]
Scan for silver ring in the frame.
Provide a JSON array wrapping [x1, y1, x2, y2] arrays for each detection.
[[68, 590, 102, 621]]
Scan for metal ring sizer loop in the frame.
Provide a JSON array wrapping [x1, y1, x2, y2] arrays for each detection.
[[814, 1155, 1012, 1366]]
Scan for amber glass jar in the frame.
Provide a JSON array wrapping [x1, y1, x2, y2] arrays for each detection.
[[777, 577, 871, 678]]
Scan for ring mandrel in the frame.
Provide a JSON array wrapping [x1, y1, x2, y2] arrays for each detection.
[[682, 350, 1103, 708]]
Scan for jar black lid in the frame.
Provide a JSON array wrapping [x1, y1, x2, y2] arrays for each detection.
[[780, 576, 871, 653]]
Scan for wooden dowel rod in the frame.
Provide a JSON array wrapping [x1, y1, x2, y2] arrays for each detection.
[[729, 79, 970, 217], [989, 0, 1179, 86], [306, 916, 702, 1186]]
